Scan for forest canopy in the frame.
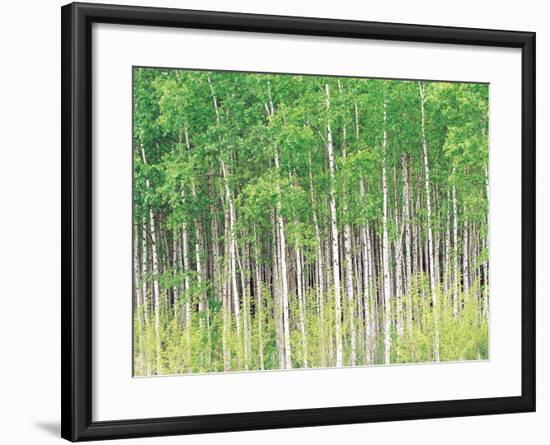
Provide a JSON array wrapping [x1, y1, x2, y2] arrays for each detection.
[[133, 68, 489, 376]]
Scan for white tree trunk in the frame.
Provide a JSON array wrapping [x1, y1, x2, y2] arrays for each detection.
[[277, 209, 292, 370], [325, 83, 343, 367], [381, 100, 392, 365], [308, 155, 326, 367], [419, 81, 440, 362], [444, 191, 452, 302], [393, 166, 404, 340], [149, 206, 162, 374], [267, 83, 292, 370], [271, 212, 286, 369], [295, 245, 308, 367], [180, 202, 192, 370], [359, 179, 373, 365], [140, 145, 162, 374], [452, 184, 459, 316], [222, 161, 242, 364], [208, 77, 236, 370], [394, 236, 404, 339], [341, 151, 356, 366], [463, 221, 470, 295], [274, 149, 292, 369], [401, 155, 413, 334], [194, 201, 207, 364], [141, 220, 149, 324], [184, 127, 209, 370], [222, 202, 231, 371], [133, 227, 144, 368], [343, 220, 356, 365], [236, 241, 250, 370], [253, 225, 265, 370], [339, 81, 356, 365]]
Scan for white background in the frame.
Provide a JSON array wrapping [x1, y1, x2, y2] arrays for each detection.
[[0, 0, 546, 443], [93, 24, 521, 421]]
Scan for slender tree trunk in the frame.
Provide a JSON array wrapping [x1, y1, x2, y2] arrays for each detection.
[[325, 83, 343, 367], [308, 154, 326, 367], [195, 215, 207, 365], [208, 77, 236, 370], [180, 204, 192, 370], [433, 186, 441, 287], [271, 211, 286, 369], [236, 240, 251, 369], [222, 198, 231, 371], [267, 82, 292, 369], [342, 167, 356, 365], [452, 184, 459, 317], [463, 220, 470, 295], [140, 145, 162, 374], [149, 208, 162, 374], [184, 126, 210, 370], [223, 161, 242, 366], [211, 78, 242, 365], [295, 244, 308, 367], [209, 191, 221, 305], [381, 99, 392, 365], [360, 179, 373, 364], [444, 191, 452, 303], [402, 154, 413, 334], [412, 198, 420, 280], [133, 226, 144, 368], [393, 165, 404, 341], [343, 220, 356, 365], [419, 81, 440, 362], [339, 81, 356, 366], [253, 225, 265, 370], [274, 150, 292, 370], [141, 220, 150, 324], [171, 232, 179, 316]]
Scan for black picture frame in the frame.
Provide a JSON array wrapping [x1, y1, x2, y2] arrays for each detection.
[[61, 2, 536, 441]]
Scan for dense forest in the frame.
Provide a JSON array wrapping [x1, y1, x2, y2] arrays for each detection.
[[133, 68, 489, 376]]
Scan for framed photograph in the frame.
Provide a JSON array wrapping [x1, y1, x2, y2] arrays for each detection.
[[61, 2, 535, 441]]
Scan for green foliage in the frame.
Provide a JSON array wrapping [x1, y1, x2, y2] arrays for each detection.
[[134, 271, 489, 375], [133, 67, 489, 376]]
